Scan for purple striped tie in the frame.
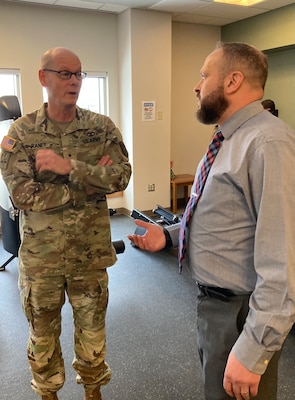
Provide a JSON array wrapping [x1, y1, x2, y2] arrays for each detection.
[[178, 130, 224, 269]]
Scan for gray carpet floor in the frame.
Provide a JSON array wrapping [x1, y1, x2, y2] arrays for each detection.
[[0, 213, 295, 400]]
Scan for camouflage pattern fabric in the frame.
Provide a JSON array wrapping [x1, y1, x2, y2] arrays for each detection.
[[19, 269, 111, 396], [0, 104, 131, 395], [0, 104, 131, 213]]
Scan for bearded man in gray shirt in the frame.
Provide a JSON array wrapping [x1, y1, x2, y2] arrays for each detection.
[[128, 42, 295, 400]]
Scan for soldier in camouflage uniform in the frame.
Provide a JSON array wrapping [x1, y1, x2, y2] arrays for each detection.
[[0, 47, 131, 400]]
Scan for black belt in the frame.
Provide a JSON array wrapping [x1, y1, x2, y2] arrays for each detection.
[[197, 283, 236, 302]]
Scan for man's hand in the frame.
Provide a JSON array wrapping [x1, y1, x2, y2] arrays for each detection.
[[36, 149, 72, 175], [127, 219, 166, 252], [36, 152, 114, 176], [223, 352, 261, 400], [98, 155, 113, 166]]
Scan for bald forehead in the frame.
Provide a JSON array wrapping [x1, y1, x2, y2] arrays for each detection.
[[41, 47, 81, 69], [205, 48, 223, 67]]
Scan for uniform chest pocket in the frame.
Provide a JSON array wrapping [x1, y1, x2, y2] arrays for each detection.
[[70, 132, 107, 164]]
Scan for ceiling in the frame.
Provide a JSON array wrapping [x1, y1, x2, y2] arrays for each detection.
[[1, 0, 294, 26]]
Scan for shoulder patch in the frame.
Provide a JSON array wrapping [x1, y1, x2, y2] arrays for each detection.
[[1, 135, 16, 152]]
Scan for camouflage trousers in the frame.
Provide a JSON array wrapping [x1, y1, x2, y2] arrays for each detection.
[[18, 269, 111, 397]]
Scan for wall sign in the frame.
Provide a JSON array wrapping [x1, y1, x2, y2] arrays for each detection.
[[142, 101, 155, 121]]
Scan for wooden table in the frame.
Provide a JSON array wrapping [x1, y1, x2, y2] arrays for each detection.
[[170, 173, 194, 214]]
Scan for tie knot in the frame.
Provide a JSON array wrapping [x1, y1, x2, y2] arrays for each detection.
[[213, 129, 224, 143]]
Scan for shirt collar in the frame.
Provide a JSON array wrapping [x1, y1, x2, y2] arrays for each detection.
[[220, 101, 264, 141]]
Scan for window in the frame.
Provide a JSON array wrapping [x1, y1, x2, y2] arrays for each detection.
[[78, 72, 108, 115], [0, 69, 22, 100], [42, 72, 109, 115]]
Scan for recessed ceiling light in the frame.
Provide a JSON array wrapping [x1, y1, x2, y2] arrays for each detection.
[[214, 0, 265, 6]]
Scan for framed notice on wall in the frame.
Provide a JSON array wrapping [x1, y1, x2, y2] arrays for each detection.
[[142, 101, 155, 121]]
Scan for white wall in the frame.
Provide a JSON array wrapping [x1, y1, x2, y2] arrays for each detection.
[[117, 10, 134, 211], [171, 23, 220, 177], [126, 9, 172, 211], [0, 2, 120, 121], [0, 2, 124, 209], [9, 3, 295, 213]]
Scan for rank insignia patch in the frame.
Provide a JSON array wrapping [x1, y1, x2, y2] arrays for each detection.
[[1, 135, 16, 151]]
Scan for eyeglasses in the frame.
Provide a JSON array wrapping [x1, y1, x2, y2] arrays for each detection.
[[43, 69, 87, 80]]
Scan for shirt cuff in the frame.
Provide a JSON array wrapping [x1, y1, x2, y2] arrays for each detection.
[[164, 223, 180, 248], [231, 330, 275, 375], [69, 158, 88, 188]]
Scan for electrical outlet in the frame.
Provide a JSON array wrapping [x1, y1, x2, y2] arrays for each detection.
[[148, 183, 155, 192]]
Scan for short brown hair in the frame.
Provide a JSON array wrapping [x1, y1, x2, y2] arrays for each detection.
[[216, 41, 268, 89]]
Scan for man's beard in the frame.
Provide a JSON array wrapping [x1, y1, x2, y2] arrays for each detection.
[[196, 85, 229, 125]]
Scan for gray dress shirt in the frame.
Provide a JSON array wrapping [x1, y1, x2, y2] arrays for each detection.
[[167, 101, 295, 374]]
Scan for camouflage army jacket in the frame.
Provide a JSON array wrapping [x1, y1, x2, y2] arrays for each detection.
[[0, 104, 132, 274]]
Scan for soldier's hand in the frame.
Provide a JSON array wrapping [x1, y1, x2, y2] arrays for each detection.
[[98, 155, 113, 166], [36, 149, 72, 175], [127, 219, 166, 252]]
